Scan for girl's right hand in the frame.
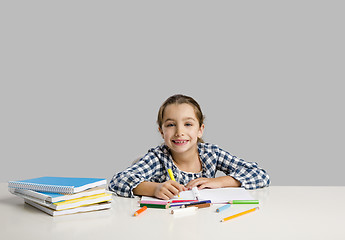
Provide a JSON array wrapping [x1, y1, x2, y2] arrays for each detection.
[[154, 180, 186, 200]]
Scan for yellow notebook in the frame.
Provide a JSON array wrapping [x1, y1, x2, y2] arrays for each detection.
[[25, 193, 112, 210]]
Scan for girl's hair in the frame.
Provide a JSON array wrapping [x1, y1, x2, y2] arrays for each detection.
[[157, 94, 205, 143]]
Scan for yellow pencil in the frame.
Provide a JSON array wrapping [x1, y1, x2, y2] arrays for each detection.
[[220, 207, 259, 222], [167, 168, 180, 197], [167, 169, 176, 181]]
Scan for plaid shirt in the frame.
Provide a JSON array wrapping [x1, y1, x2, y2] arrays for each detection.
[[108, 143, 270, 197]]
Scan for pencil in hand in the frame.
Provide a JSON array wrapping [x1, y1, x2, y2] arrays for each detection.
[[167, 168, 180, 197]]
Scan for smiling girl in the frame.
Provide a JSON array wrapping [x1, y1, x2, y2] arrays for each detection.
[[109, 94, 270, 199]]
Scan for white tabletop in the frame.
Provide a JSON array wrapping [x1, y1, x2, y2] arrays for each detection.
[[1, 183, 344, 240]]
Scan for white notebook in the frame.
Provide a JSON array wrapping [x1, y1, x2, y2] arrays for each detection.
[[25, 200, 112, 216], [141, 187, 254, 204]]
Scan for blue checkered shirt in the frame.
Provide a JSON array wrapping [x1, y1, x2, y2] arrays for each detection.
[[108, 143, 270, 197]]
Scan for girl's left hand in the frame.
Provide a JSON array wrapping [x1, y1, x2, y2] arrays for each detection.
[[185, 176, 241, 190]]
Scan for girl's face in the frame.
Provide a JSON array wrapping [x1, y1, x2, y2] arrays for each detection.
[[159, 103, 204, 155]]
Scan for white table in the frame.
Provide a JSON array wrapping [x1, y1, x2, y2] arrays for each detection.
[[1, 183, 344, 240]]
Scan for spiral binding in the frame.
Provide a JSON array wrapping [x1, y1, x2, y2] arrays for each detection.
[[8, 182, 74, 194]]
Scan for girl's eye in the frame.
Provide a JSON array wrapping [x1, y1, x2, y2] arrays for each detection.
[[166, 123, 175, 127], [185, 123, 192, 127]]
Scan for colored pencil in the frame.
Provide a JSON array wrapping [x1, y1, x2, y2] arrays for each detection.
[[186, 202, 211, 209], [140, 203, 170, 209], [221, 207, 259, 222], [228, 200, 259, 204], [170, 199, 197, 203], [139, 200, 168, 205], [167, 169, 176, 181], [216, 204, 231, 213], [167, 168, 180, 197], [170, 200, 197, 207], [181, 200, 211, 208], [170, 202, 193, 208], [134, 206, 147, 216]]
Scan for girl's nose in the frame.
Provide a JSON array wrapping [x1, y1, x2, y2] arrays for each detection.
[[175, 127, 184, 137]]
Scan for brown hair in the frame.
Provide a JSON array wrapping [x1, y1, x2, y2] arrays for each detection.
[[157, 94, 205, 143]]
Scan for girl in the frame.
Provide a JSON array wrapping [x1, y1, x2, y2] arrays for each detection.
[[109, 94, 270, 199]]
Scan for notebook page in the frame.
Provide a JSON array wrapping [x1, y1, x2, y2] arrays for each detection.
[[197, 187, 254, 203], [140, 187, 254, 203]]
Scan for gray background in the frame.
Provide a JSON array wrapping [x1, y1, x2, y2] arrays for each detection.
[[1, 1, 344, 186]]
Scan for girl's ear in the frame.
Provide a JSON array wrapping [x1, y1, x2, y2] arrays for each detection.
[[198, 124, 205, 138], [158, 127, 164, 138]]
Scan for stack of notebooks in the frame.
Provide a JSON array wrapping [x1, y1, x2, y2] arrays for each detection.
[[8, 176, 112, 216]]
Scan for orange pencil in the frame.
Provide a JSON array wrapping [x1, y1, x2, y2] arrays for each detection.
[[134, 206, 147, 216], [221, 207, 259, 222]]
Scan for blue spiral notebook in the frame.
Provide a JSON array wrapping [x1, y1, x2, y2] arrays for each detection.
[[8, 176, 107, 194]]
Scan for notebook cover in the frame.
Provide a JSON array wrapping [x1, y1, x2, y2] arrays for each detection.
[[8, 176, 107, 194]]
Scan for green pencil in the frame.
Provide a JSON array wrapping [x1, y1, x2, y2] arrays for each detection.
[[228, 200, 259, 204], [140, 203, 170, 209]]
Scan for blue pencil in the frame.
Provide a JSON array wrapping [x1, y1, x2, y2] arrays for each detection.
[[216, 204, 231, 213]]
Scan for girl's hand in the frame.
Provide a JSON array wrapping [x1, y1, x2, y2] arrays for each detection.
[[185, 176, 241, 190], [154, 180, 187, 200]]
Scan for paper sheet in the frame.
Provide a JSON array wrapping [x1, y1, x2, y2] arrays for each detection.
[[141, 187, 254, 204]]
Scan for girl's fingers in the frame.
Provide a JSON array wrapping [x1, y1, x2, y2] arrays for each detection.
[[163, 181, 184, 198], [156, 181, 187, 199], [186, 178, 208, 189], [197, 181, 212, 190], [169, 180, 187, 193]]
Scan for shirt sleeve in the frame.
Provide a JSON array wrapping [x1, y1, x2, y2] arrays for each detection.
[[108, 152, 164, 198], [216, 147, 270, 189]]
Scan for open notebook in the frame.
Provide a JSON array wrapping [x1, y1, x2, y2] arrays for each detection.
[[141, 187, 254, 204]]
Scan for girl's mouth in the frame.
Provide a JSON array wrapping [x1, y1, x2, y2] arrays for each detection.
[[172, 140, 189, 145]]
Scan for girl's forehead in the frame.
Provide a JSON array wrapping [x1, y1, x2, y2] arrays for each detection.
[[163, 103, 197, 120]]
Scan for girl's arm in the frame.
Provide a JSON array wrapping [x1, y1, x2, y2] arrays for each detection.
[[108, 152, 162, 198], [216, 147, 270, 189], [108, 150, 186, 198], [186, 175, 241, 189], [186, 144, 270, 190]]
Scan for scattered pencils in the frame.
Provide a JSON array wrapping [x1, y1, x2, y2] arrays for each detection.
[[220, 207, 259, 222], [181, 200, 211, 208]]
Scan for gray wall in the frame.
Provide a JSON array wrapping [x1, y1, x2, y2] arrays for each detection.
[[1, 1, 344, 186]]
